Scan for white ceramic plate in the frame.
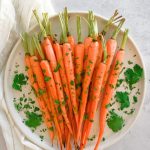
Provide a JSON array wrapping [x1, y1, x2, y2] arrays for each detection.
[[4, 12, 146, 150]]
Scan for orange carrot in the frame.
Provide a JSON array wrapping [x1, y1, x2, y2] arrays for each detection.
[[21, 34, 55, 142], [94, 29, 128, 150], [99, 18, 125, 101], [59, 12, 79, 128], [33, 10, 72, 134], [77, 12, 99, 141], [74, 16, 85, 107], [64, 7, 75, 60], [80, 36, 107, 149]]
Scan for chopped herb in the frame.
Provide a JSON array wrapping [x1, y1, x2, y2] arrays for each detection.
[[116, 79, 124, 88], [44, 76, 51, 82], [38, 89, 46, 95], [25, 111, 42, 129], [89, 60, 93, 64], [133, 96, 138, 104], [25, 66, 29, 71], [114, 60, 120, 70], [12, 73, 28, 91], [84, 114, 89, 120], [128, 60, 133, 65], [124, 64, 143, 90], [88, 135, 96, 141], [89, 119, 94, 122], [39, 135, 44, 141], [42, 69, 46, 74], [124, 108, 135, 115], [70, 80, 74, 86], [107, 110, 124, 132], [106, 103, 111, 109], [109, 84, 115, 89], [102, 137, 105, 142], [54, 99, 60, 105], [57, 106, 62, 114], [54, 63, 61, 72], [65, 52, 69, 56], [76, 82, 82, 89], [115, 91, 130, 110], [34, 107, 40, 112], [49, 126, 54, 131]]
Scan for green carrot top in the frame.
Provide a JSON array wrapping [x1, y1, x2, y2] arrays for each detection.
[[77, 16, 82, 43], [101, 10, 122, 36], [120, 29, 129, 50], [112, 18, 125, 40], [99, 34, 107, 64]]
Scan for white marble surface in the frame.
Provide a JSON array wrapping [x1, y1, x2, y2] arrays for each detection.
[[1, 0, 150, 150]]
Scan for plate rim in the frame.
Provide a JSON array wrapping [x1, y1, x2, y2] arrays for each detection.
[[4, 11, 146, 149]]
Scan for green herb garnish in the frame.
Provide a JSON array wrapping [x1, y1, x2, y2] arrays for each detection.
[[25, 111, 42, 129], [115, 91, 130, 110], [54, 63, 61, 72], [124, 64, 143, 90], [44, 76, 51, 82], [12, 73, 28, 91], [107, 110, 124, 132]]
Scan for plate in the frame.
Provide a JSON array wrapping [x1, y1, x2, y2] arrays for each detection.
[[4, 12, 146, 150]]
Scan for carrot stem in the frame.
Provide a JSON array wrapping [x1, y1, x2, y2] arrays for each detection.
[[32, 35, 45, 60], [101, 10, 120, 36], [21, 32, 29, 54], [42, 13, 52, 36], [120, 29, 129, 50], [77, 16, 82, 43], [64, 7, 69, 36], [59, 13, 67, 43], [100, 35, 107, 63], [33, 9, 47, 38], [112, 18, 125, 40]]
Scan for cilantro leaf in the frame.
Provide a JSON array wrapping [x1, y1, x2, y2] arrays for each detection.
[[115, 91, 130, 110], [124, 64, 143, 90], [107, 111, 124, 132], [12, 73, 28, 91], [25, 111, 42, 129]]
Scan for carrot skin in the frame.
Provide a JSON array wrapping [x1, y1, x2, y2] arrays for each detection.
[[83, 37, 93, 74], [67, 35, 75, 60], [25, 55, 54, 141], [74, 43, 85, 107], [80, 63, 106, 149], [29, 56, 63, 149], [42, 38, 72, 134], [99, 38, 117, 101], [94, 50, 124, 150], [77, 41, 99, 141], [40, 60, 65, 138], [62, 42, 79, 127]]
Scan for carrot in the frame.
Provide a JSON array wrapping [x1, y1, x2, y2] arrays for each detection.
[[33, 10, 72, 134], [53, 41, 77, 142], [74, 16, 85, 108], [21, 33, 55, 143], [83, 11, 94, 75], [99, 18, 125, 101], [64, 7, 75, 60], [80, 36, 107, 149], [94, 29, 129, 150], [77, 15, 99, 141], [59, 12, 79, 128], [32, 35, 64, 149]]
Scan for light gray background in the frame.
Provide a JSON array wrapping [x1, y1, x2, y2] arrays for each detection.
[[1, 0, 150, 149]]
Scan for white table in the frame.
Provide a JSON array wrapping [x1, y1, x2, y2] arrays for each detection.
[[1, 0, 150, 149]]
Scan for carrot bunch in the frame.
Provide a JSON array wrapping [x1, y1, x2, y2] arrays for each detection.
[[21, 8, 128, 150]]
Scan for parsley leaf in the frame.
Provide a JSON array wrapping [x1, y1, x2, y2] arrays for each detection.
[[25, 111, 42, 129], [12, 73, 28, 91], [70, 80, 74, 86], [115, 91, 130, 110], [44, 76, 51, 82], [107, 110, 124, 132], [124, 64, 143, 90]]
